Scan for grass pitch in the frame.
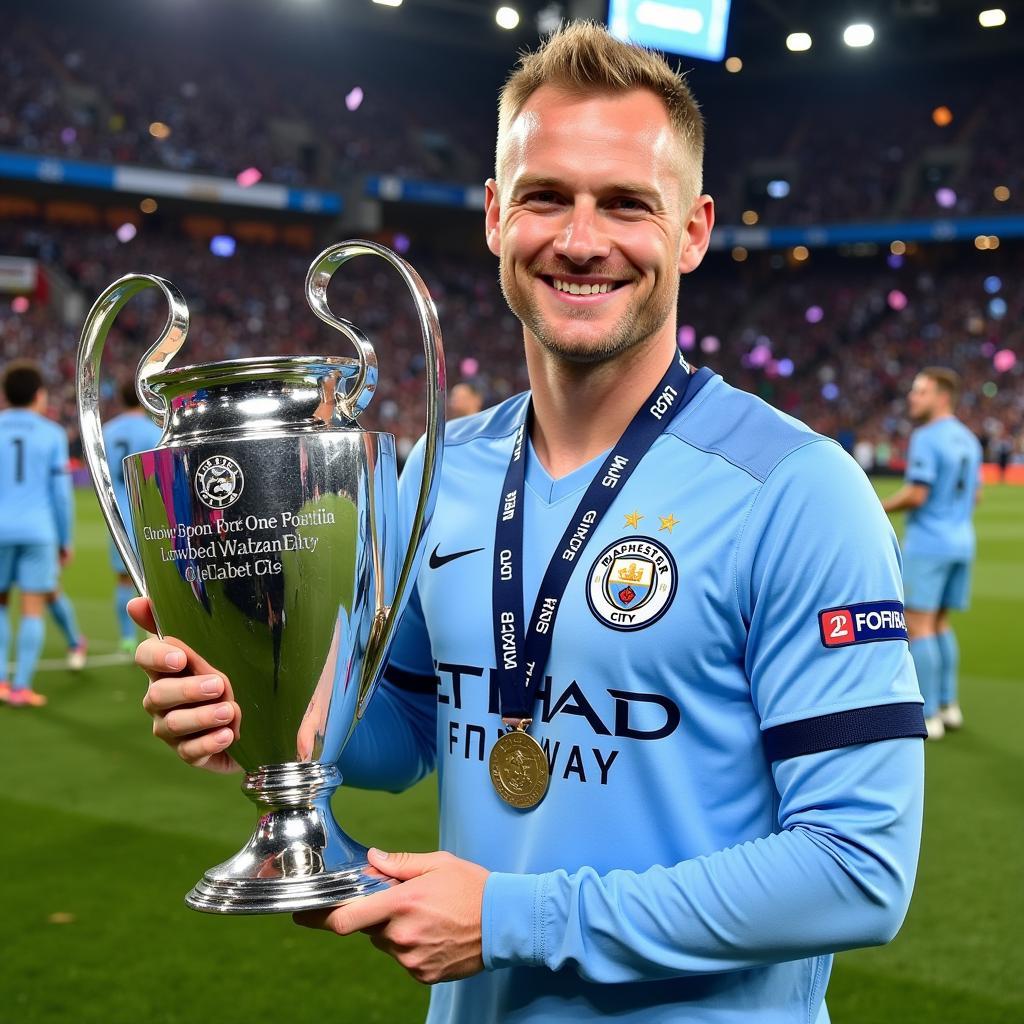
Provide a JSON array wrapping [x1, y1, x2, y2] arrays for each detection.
[[1, 483, 1021, 1023]]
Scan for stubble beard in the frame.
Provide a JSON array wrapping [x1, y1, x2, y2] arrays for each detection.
[[498, 255, 678, 366], [909, 401, 934, 426]]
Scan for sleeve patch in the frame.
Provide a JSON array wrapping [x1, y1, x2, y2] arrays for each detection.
[[818, 601, 908, 648]]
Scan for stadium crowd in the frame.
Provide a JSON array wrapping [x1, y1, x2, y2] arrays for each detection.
[[1, 222, 1019, 468], [1, 13, 1021, 225]]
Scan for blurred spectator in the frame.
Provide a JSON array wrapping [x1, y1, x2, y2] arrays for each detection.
[[449, 382, 484, 420], [1, 221, 1020, 465], [0, 12, 1021, 220]]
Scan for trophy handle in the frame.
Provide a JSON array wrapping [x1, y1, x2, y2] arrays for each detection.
[[305, 246, 380, 421], [304, 240, 445, 715], [76, 274, 190, 595]]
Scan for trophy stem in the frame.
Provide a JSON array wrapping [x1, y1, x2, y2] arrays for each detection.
[[185, 762, 393, 915]]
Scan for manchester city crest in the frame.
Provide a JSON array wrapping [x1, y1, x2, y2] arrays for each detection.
[[195, 455, 245, 510], [587, 536, 676, 631]]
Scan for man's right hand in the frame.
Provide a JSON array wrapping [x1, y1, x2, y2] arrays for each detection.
[[129, 597, 242, 774]]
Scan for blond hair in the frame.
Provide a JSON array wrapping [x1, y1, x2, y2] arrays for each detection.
[[496, 21, 705, 197], [920, 366, 962, 403]]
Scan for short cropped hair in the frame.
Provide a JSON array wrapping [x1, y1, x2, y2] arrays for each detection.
[[920, 366, 961, 403], [2, 360, 44, 407], [496, 21, 705, 198]]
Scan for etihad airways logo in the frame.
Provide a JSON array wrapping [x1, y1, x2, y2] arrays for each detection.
[[435, 661, 683, 789], [434, 661, 681, 742]]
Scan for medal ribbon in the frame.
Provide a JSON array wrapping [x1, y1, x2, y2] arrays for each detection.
[[491, 354, 713, 723]]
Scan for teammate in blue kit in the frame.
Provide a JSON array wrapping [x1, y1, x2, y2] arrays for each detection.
[[47, 587, 87, 670], [103, 382, 163, 653], [883, 367, 982, 739], [0, 361, 74, 707], [131, 23, 925, 1023]]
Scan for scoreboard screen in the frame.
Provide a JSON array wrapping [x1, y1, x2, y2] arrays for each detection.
[[607, 0, 733, 62]]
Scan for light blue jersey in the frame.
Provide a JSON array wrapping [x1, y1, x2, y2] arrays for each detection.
[[339, 372, 925, 1024], [103, 411, 163, 568], [903, 416, 982, 560], [0, 409, 72, 548]]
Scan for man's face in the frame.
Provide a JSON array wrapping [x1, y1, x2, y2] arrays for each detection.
[[485, 87, 710, 365], [908, 375, 941, 423], [449, 383, 483, 419]]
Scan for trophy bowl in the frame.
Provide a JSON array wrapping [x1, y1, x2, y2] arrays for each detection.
[[76, 241, 445, 913]]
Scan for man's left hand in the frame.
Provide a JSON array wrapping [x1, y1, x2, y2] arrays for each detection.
[[294, 848, 489, 985]]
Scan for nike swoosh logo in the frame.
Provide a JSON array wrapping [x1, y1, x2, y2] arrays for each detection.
[[428, 544, 484, 569]]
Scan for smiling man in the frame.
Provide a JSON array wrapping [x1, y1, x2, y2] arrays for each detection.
[[134, 22, 926, 1024]]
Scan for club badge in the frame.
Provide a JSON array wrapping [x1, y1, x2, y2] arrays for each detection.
[[586, 536, 676, 631], [195, 455, 245, 510]]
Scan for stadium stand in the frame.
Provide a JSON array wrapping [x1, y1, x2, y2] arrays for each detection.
[[1, 12, 1022, 221], [1, 220, 1019, 469], [0, 4, 1020, 470]]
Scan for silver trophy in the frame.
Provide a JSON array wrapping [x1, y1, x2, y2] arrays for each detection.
[[77, 241, 444, 914]]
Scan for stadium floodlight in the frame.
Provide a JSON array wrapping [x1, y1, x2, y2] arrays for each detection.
[[496, 6, 520, 29], [372, 0, 403, 7], [766, 179, 790, 198], [843, 23, 875, 47], [978, 8, 1006, 28], [786, 32, 812, 52]]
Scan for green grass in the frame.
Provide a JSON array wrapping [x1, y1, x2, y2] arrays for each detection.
[[1, 485, 1021, 1023]]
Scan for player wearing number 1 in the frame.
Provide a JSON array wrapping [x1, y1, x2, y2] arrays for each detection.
[[883, 368, 982, 739], [103, 383, 163, 653], [0, 361, 73, 706]]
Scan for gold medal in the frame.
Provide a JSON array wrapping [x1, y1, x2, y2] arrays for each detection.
[[489, 722, 549, 809]]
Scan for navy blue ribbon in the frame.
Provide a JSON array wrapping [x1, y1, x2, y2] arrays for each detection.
[[491, 355, 712, 721]]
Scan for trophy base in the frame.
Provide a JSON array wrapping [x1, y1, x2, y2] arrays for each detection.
[[184, 762, 395, 915], [185, 862, 392, 915]]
